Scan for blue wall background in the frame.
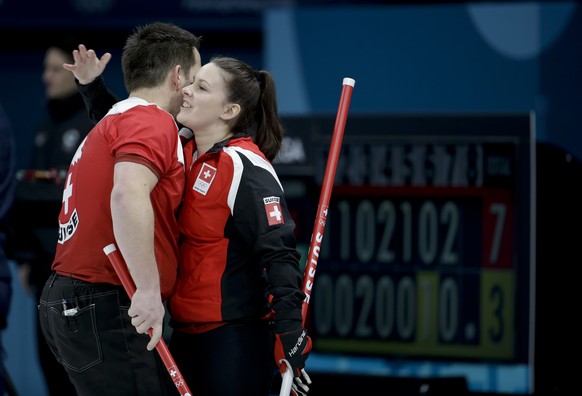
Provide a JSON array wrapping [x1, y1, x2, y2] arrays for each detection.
[[1, 1, 580, 395], [265, 2, 581, 160]]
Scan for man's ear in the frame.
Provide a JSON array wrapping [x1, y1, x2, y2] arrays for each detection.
[[171, 65, 183, 91], [221, 103, 241, 121]]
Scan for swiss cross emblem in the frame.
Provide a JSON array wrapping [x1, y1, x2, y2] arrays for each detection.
[[193, 163, 217, 195], [263, 196, 284, 226]]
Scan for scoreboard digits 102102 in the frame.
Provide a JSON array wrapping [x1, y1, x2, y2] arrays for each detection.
[[302, 114, 533, 367]]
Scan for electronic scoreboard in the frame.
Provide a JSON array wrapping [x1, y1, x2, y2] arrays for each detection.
[[277, 113, 535, 394]]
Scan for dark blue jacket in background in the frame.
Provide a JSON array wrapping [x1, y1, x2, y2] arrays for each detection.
[[0, 101, 15, 323], [0, 100, 15, 394]]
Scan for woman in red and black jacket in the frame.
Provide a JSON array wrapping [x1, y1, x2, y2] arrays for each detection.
[[169, 56, 311, 396]]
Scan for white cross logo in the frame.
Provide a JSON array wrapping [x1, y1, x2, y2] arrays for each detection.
[[203, 169, 212, 179], [62, 173, 73, 215], [269, 205, 282, 222]]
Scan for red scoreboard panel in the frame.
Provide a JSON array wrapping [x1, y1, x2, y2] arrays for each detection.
[[277, 113, 535, 394]]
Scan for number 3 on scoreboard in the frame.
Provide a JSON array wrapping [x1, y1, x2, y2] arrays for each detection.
[[480, 270, 514, 359]]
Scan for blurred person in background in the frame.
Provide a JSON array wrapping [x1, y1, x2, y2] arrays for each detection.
[[0, 101, 16, 395], [7, 36, 94, 396], [34, 36, 94, 173]]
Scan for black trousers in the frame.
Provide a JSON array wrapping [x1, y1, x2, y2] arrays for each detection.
[[34, 285, 77, 396], [170, 320, 278, 396], [38, 273, 176, 396]]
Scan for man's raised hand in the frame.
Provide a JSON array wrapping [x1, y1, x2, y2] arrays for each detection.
[[63, 44, 112, 85]]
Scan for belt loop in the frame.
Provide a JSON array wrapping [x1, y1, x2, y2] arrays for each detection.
[[49, 271, 57, 287]]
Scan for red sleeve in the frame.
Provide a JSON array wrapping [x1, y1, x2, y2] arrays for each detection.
[[108, 105, 178, 177]]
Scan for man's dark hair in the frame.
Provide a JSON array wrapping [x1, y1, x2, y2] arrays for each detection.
[[122, 22, 201, 93]]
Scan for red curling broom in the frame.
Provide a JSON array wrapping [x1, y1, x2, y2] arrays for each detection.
[[279, 77, 356, 396], [103, 243, 193, 396]]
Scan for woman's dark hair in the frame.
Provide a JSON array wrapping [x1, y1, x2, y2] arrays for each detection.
[[122, 22, 200, 93], [211, 56, 283, 162]]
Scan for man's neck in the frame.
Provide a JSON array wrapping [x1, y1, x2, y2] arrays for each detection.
[[129, 88, 170, 112]]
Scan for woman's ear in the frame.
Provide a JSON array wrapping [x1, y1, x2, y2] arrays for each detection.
[[221, 103, 241, 121]]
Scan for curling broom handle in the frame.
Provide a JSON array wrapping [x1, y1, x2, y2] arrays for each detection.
[[103, 243, 193, 396], [280, 77, 355, 396]]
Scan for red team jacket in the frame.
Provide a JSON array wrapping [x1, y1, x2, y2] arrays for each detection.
[[52, 98, 185, 300], [170, 134, 305, 334]]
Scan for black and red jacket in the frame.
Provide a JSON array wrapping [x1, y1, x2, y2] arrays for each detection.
[[169, 134, 305, 334]]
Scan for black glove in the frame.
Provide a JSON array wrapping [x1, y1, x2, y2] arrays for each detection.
[[275, 328, 312, 395]]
